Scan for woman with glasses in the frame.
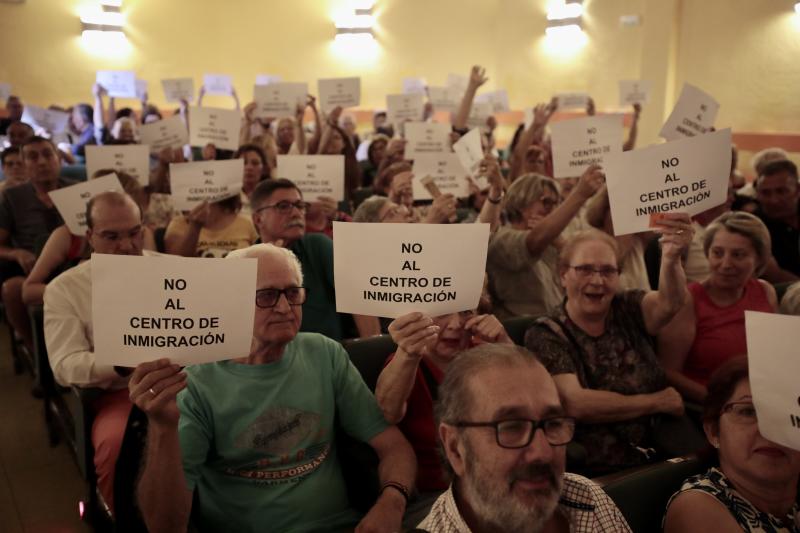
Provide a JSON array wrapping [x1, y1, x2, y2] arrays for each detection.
[[664, 356, 800, 533], [525, 223, 704, 476], [659, 212, 777, 404]]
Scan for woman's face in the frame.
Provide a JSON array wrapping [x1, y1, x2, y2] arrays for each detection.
[[370, 140, 387, 165], [707, 228, 758, 291], [560, 240, 620, 318], [430, 311, 474, 362], [326, 129, 345, 155], [711, 380, 800, 488], [117, 122, 135, 143], [241, 150, 264, 191]]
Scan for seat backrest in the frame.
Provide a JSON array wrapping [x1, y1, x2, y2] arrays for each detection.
[[501, 315, 539, 347], [342, 334, 397, 392]]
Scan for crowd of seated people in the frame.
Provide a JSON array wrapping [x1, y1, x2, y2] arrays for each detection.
[[0, 62, 798, 532]]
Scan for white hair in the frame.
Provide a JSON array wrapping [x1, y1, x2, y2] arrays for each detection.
[[226, 243, 304, 284]]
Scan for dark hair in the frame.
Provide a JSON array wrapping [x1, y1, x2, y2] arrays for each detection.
[[115, 107, 134, 120], [759, 159, 798, 182], [7, 121, 33, 133], [703, 355, 749, 425], [234, 144, 268, 169], [142, 105, 162, 121], [22, 135, 57, 152], [73, 103, 93, 124], [374, 161, 412, 195], [1, 147, 22, 165], [250, 178, 301, 210]]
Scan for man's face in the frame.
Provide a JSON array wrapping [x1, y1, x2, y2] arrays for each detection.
[[86, 199, 144, 255], [7, 123, 33, 147], [2, 152, 26, 183], [6, 97, 23, 121], [277, 118, 295, 147], [252, 254, 303, 348], [252, 187, 306, 244], [22, 141, 60, 185], [441, 362, 567, 532], [756, 171, 799, 220]]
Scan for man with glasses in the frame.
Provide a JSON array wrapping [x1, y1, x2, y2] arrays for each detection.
[[43, 191, 148, 514], [419, 343, 630, 532], [250, 178, 380, 340], [131, 244, 416, 532]]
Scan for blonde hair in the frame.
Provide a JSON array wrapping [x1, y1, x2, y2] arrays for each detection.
[[504, 173, 560, 223], [703, 211, 771, 276]]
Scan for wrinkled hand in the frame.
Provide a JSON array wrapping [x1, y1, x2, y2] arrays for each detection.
[[465, 314, 511, 344], [653, 212, 694, 261], [657, 386, 685, 417], [14, 249, 36, 274], [425, 193, 457, 224], [128, 358, 187, 428], [574, 164, 605, 200], [469, 65, 488, 89], [388, 312, 439, 359]]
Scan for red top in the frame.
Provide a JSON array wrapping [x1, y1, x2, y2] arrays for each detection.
[[684, 279, 772, 385]]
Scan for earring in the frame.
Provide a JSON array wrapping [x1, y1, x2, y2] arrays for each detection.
[[712, 440, 720, 449]]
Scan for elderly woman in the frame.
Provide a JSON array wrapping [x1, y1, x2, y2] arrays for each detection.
[[353, 195, 413, 223], [659, 212, 777, 404], [525, 222, 700, 475], [487, 164, 604, 318], [664, 356, 800, 532]]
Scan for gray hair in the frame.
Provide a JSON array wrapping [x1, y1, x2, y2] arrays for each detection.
[[353, 195, 391, 223], [504, 173, 560, 223], [226, 243, 304, 284], [703, 211, 772, 277], [751, 147, 788, 176]]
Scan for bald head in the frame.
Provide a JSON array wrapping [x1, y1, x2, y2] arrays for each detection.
[[86, 191, 144, 255]]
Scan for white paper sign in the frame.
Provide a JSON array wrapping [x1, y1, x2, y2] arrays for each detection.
[[386, 94, 425, 126], [318, 77, 361, 112], [203, 73, 233, 96], [276, 155, 345, 202], [139, 115, 189, 154], [49, 174, 123, 235], [188, 106, 241, 151], [402, 77, 427, 95], [255, 74, 283, 86], [475, 90, 510, 113], [452, 128, 484, 174], [96, 70, 137, 98], [333, 222, 490, 318], [85, 145, 150, 186], [91, 253, 257, 366], [619, 80, 651, 106], [427, 86, 459, 114], [605, 128, 732, 235], [412, 154, 470, 200], [169, 159, 244, 211], [0, 83, 11, 102], [446, 73, 469, 95], [254, 82, 308, 119], [21, 105, 70, 135], [161, 78, 195, 103], [660, 83, 720, 141], [746, 311, 800, 452], [556, 92, 590, 109], [550, 115, 624, 178], [135, 79, 148, 101], [405, 122, 450, 160], [467, 101, 492, 129]]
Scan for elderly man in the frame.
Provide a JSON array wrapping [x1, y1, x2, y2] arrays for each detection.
[[250, 178, 380, 339], [420, 344, 630, 532], [44, 191, 148, 513], [131, 244, 416, 532], [755, 159, 800, 277]]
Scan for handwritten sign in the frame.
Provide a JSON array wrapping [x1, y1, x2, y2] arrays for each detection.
[[427, 86, 459, 114], [21, 105, 70, 135], [49, 174, 123, 235], [605, 128, 731, 235], [333, 222, 490, 318], [96, 70, 137, 98], [619, 80, 651, 106], [475, 90, 510, 113], [452, 128, 483, 175], [550, 115, 624, 178], [255, 74, 282, 86], [0, 83, 10, 102], [386, 94, 425, 126], [188, 106, 241, 151], [660, 83, 719, 141], [405, 122, 450, 160], [412, 154, 470, 200], [746, 311, 800, 452], [318, 77, 361, 112], [169, 159, 244, 211], [276, 155, 345, 202], [203, 73, 233, 96], [253, 82, 307, 119], [556, 92, 590, 109], [402, 77, 427, 95], [91, 253, 257, 366], [86, 145, 150, 186], [161, 78, 195, 103], [139, 115, 189, 154]]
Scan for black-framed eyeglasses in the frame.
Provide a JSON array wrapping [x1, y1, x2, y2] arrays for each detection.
[[255, 287, 308, 308], [451, 417, 576, 448], [256, 200, 311, 215], [569, 264, 621, 279]]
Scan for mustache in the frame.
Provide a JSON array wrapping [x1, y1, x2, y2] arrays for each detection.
[[510, 463, 557, 488], [285, 219, 305, 228]]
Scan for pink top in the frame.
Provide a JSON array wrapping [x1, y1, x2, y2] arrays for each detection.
[[684, 279, 772, 386]]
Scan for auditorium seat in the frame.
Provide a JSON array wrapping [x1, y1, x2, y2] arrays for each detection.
[[342, 334, 397, 392], [501, 315, 539, 346]]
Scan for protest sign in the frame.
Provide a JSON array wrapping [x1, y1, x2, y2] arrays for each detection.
[[404, 122, 450, 160], [0, 83, 10, 102], [556, 92, 590, 109], [139, 115, 189, 153], [660, 83, 719, 141], [188, 106, 241, 151], [466, 101, 492, 129], [318, 77, 361, 112], [333, 222, 490, 318], [446, 73, 468, 95], [452, 128, 483, 174], [21, 105, 70, 135], [255, 74, 282, 86], [91, 253, 257, 366], [169, 159, 244, 211], [253, 82, 308, 118], [276, 155, 345, 202], [386, 94, 425, 126], [427, 86, 459, 114], [746, 311, 800, 452], [161, 78, 195, 103], [412, 153, 470, 200], [49, 174, 123, 235], [86, 145, 150, 186], [475, 89, 510, 113], [135, 79, 148, 101], [619, 80, 651, 106], [203, 73, 233, 96], [605, 128, 731, 235], [402, 77, 427, 95], [96, 70, 137, 98], [550, 115, 624, 178]]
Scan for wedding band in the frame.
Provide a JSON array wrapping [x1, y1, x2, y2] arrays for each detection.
[[149, 387, 156, 396]]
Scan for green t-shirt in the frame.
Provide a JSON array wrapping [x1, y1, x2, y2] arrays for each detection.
[[289, 234, 344, 340], [178, 333, 389, 532]]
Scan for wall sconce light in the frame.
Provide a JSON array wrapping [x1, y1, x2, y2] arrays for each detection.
[[545, 0, 584, 37], [335, 0, 376, 41], [80, 0, 125, 35]]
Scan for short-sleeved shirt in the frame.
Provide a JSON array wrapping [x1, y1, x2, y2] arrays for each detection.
[[165, 214, 257, 258], [524, 291, 667, 471], [756, 205, 800, 275], [0, 181, 65, 253], [177, 332, 389, 533], [289, 234, 344, 341], [487, 225, 563, 319]]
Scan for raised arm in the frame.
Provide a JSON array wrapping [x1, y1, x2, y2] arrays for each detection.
[[317, 106, 343, 155], [197, 85, 206, 108], [293, 99, 307, 155], [476, 155, 506, 231], [92, 83, 108, 136], [230, 87, 241, 111], [509, 99, 557, 181], [307, 96, 322, 155], [622, 103, 641, 152], [453, 66, 487, 131]]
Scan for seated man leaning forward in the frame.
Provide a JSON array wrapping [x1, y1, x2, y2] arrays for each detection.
[[419, 343, 631, 532], [130, 244, 416, 533]]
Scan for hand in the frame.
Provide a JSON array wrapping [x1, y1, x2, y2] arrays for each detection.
[[244, 101, 258, 123], [574, 164, 605, 200], [305, 94, 317, 110], [92, 83, 107, 98], [14, 249, 36, 274], [128, 358, 187, 428], [656, 386, 685, 417], [424, 193, 457, 224], [388, 312, 439, 359], [632, 103, 642, 120], [586, 97, 596, 116], [423, 101, 434, 121], [480, 155, 504, 191], [327, 105, 343, 126], [464, 314, 511, 344], [186, 201, 211, 227], [654, 212, 694, 261], [309, 196, 337, 220], [355, 490, 405, 533], [468, 65, 488, 90], [532, 101, 555, 129]]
